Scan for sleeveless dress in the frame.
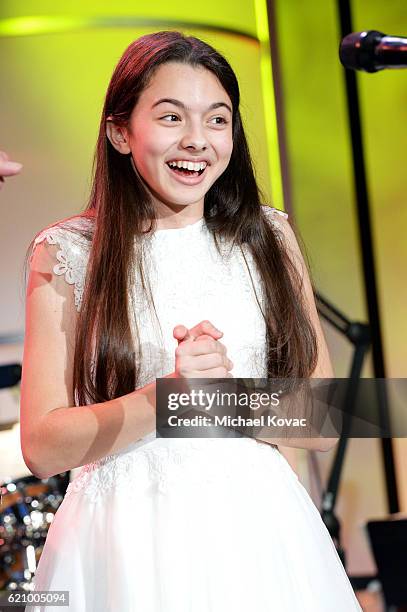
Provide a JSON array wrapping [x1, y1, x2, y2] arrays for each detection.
[[25, 207, 362, 611]]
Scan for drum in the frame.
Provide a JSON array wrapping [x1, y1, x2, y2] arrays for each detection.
[[0, 473, 69, 590]]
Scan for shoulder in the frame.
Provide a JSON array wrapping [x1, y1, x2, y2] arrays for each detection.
[[260, 205, 289, 234], [28, 212, 95, 311], [260, 205, 306, 273], [261, 204, 293, 239], [261, 205, 289, 222], [32, 212, 95, 253]]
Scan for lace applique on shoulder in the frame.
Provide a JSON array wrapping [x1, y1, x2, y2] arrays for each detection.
[[262, 205, 288, 227], [30, 217, 92, 312]]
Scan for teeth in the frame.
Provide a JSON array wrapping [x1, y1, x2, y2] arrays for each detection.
[[168, 160, 207, 171]]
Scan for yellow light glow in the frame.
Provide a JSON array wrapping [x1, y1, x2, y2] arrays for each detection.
[[0, 16, 88, 37], [254, 0, 284, 210]]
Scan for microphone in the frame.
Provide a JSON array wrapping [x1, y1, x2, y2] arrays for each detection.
[[339, 30, 407, 72]]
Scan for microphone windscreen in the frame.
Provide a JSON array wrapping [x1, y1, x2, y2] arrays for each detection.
[[339, 30, 384, 72]]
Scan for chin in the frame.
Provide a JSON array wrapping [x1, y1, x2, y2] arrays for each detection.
[[158, 189, 207, 206]]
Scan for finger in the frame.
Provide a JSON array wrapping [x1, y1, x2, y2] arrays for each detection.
[[173, 325, 188, 343], [194, 333, 214, 343], [173, 324, 196, 345], [187, 320, 223, 341], [186, 339, 227, 357], [173, 322, 223, 345], [189, 367, 231, 379], [191, 353, 234, 371], [0, 160, 23, 177]]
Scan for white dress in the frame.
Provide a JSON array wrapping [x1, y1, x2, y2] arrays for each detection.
[[26, 207, 362, 611]]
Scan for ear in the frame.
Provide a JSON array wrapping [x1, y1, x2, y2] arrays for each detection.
[[106, 120, 131, 154]]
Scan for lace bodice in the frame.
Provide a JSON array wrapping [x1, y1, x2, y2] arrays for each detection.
[[30, 206, 289, 500], [31, 206, 288, 387]]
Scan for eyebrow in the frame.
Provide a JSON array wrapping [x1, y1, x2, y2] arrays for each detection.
[[151, 97, 232, 114]]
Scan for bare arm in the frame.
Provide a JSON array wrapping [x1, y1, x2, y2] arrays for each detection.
[[257, 210, 337, 453], [20, 240, 157, 479]]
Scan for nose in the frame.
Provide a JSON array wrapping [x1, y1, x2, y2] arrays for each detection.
[[179, 120, 208, 151]]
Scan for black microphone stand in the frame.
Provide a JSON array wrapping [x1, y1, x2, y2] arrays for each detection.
[[336, 0, 399, 517], [314, 292, 371, 568]]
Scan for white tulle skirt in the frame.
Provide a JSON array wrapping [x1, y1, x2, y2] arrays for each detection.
[[26, 436, 362, 611]]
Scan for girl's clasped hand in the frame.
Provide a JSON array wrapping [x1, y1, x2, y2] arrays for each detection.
[[172, 320, 234, 379]]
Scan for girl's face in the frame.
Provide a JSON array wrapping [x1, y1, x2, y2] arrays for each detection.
[[107, 62, 234, 220]]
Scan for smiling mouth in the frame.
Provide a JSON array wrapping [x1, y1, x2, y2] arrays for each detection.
[[166, 162, 207, 178]]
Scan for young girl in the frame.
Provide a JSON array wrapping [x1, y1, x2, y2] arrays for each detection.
[[21, 31, 362, 611]]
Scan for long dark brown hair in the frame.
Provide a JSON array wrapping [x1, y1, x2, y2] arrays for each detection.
[[29, 31, 318, 405]]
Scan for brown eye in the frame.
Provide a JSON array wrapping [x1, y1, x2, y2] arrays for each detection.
[[210, 116, 228, 125], [161, 114, 180, 122]]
